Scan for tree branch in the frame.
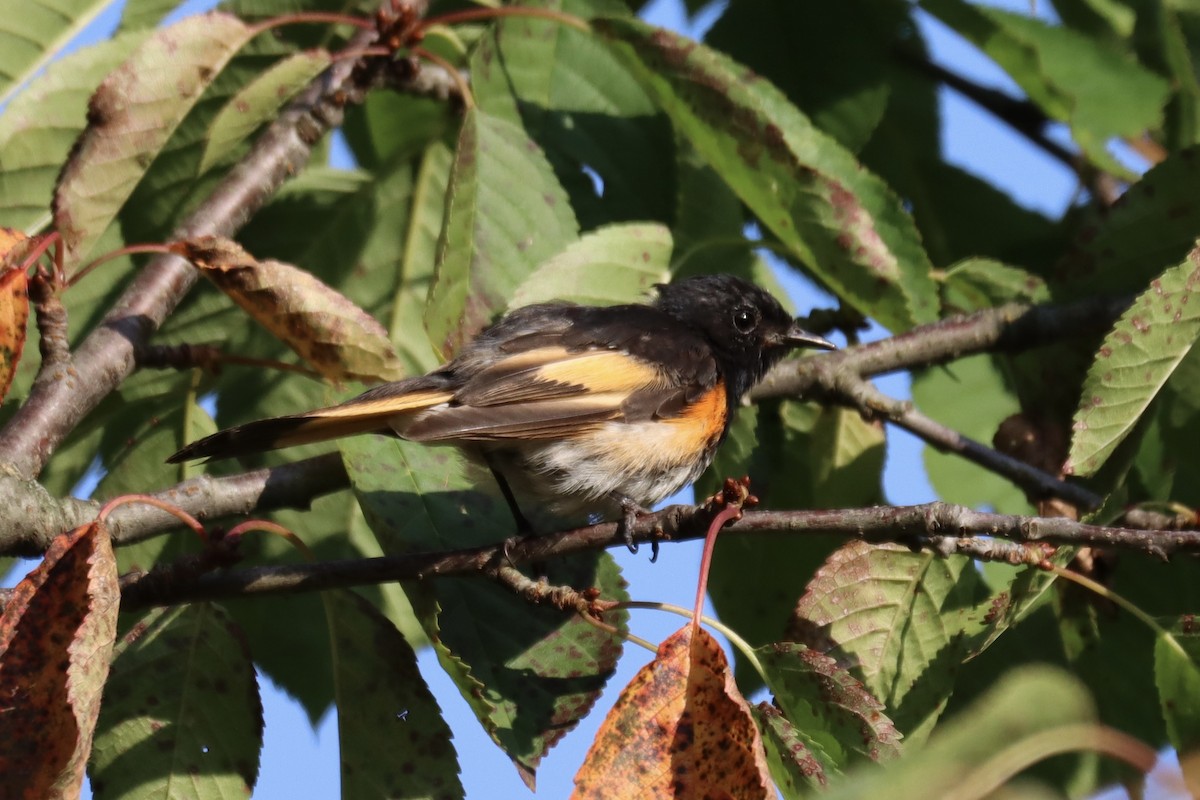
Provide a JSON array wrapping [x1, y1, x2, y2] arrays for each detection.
[[753, 296, 1128, 510], [0, 454, 348, 557], [93, 501, 1200, 611], [0, 1, 429, 481]]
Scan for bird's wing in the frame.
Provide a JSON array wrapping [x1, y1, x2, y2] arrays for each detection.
[[400, 346, 687, 442]]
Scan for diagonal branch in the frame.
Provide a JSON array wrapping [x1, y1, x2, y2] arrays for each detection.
[[0, 1, 429, 481], [754, 295, 1129, 510]]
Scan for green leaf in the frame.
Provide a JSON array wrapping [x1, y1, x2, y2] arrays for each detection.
[[1154, 628, 1200, 795], [791, 542, 988, 744], [941, 258, 1049, 314], [340, 91, 454, 170], [1054, 147, 1200, 296], [508, 222, 671, 308], [757, 643, 902, 772], [90, 604, 263, 798], [343, 437, 628, 783], [921, 0, 1168, 172], [118, 0, 185, 31], [424, 108, 580, 357], [323, 590, 464, 799], [200, 48, 332, 172], [0, 0, 118, 108], [389, 141, 454, 375], [706, 0, 891, 152], [1066, 246, 1200, 476], [0, 32, 147, 231], [752, 704, 828, 797], [53, 12, 259, 267], [820, 667, 1096, 800], [912, 355, 1030, 513], [471, 0, 674, 230], [596, 17, 938, 332]]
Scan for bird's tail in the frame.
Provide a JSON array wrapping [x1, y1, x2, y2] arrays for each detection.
[[167, 380, 454, 463]]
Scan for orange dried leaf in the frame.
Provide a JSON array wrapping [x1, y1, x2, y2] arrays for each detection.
[[0, 227, 30, 405], [0, 521, 120, 799], [572, 625, 772, 800], [176, 236, 404, 383]]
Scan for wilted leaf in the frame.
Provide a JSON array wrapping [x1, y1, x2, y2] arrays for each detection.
[[1066, 246, 1200, 476], [424, 107, 579, 357], [0, 521, 119, 799], [572, 625, 773, 799], [596, 17, 938, 332], [175, 235, 404, 382], [200, 48, 332, 172], [508, 222, 672, 308], [53, 12, 258, 266], [323, 590, 463, 799], [0, 227, 29, 405], [90, 603, 263, 799]]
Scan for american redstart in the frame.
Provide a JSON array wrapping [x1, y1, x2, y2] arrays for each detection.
[[169, 274, 835, 547]]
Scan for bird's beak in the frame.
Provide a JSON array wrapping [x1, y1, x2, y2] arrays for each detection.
[[772, 322, 837, 351]]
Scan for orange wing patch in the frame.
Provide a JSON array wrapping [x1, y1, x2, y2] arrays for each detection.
[[308, 389, 454, 419], [533, 350, 663, 394], [463, 348, 664, 407]]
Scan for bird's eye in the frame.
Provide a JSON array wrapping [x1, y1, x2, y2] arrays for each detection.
[[732, 307, 758, 333]]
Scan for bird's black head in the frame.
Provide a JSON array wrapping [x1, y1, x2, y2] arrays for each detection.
[[654, 274, 836, 398]]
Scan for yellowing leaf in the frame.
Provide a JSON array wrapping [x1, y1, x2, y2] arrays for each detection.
[[175, 236, 403, 383], [572, 625, 772, 799], [0, 227, 29, 404], [0, 521, 119, 799]]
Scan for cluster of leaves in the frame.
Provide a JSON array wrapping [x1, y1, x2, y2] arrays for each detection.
[[4, 0, 1200, 797]]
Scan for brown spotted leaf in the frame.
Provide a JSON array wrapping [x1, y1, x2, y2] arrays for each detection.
[[1066, 244, 1200, 476], [0, 521, 119, 799], [89, 603, 263, 799], [757, 642, 902, 772], [0, 227, 29, 404], [789, 541, 986, 744], [53, 12, 258, 267], [175, 236, 403, 382], [752, 704, 828, 797], [572, 625, 772, 799], [596, 17, 938, 333]]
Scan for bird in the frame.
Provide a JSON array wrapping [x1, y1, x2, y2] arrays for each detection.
[[168, 274, 836, 549]]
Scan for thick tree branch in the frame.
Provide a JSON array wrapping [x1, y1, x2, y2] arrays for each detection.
[[100, 501, 1199, 611], [0, 454, 348, 557], [0, 1, 428, 480]]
